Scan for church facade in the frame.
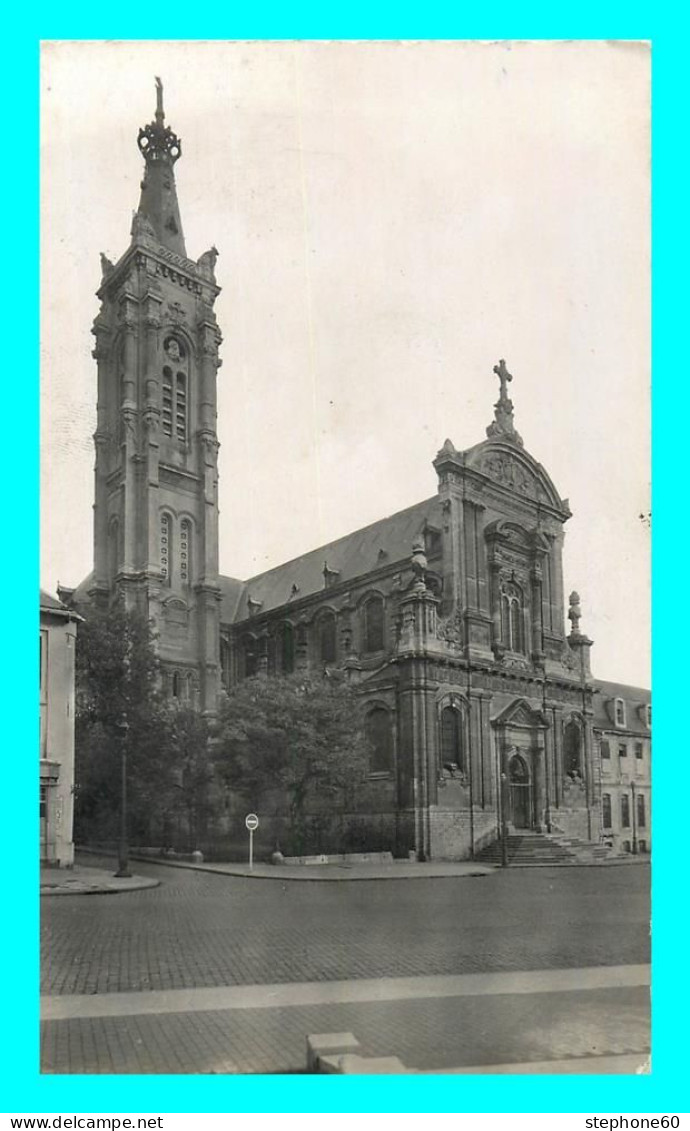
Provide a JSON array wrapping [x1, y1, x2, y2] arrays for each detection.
[[62, 86, 650, 861]]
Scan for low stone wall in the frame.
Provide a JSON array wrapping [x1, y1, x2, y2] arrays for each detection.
[[281, 851, 394, 866], [428, 807, 498, 860], [551, 807, 592, 841]]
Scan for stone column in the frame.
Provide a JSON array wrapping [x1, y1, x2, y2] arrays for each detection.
[[143, 299, 162, 581], [119, 295, 139, 585], [530, 565, 544, 665]]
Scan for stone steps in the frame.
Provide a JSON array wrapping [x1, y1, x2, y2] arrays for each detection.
[[475, 831, 622, 866]]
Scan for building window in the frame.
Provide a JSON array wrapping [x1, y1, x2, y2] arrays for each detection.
[[621, 794, 630, 828], [635, 742, 643, 760], [424, 527, 442, 557], [637, 793, 646, 828], [563, 721, 582, 779], [639, 839, 647, 854], [160, 513, 171, 584], [280, 622, 295, 674], [440, 705, 464, 775], [501, 583, 524, 653], [242, 636, 257, 678], [40, 784, 47, 821], [646, 703, 651, 729], [600, 739, 610, 760], [602, 793, 612, 829], [179, 518, 191, 585], [614, 697, 626, 728], [175, 373, 187, 442], [108, 517, 119, 584], [365, 707, 393, 775], [363, 596, 385, 653], [172, 671, 180, 699], [40, 630, 48, 695], [618, 743, 627, 759], [162, 338, 188, 443], [220, 637, 231, 690], [318, 612, 337, 665]]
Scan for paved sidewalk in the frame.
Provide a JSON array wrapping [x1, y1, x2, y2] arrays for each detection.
[[40, 864, 160, 896], [136, 857, 495, 882], [40, 964, 650, 1075]]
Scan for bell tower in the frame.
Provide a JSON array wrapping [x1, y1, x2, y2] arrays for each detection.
[[90, 79, 223, 712]]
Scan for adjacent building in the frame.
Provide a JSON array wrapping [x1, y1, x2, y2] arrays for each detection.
[[594, 681, 652, 855], [40, 591, 80, 866], [61, 84, 650, 861]]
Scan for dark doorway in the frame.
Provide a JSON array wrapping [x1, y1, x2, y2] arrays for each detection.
[[508, 753, 531, 829]]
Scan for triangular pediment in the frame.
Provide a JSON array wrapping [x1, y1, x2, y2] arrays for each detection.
[[493, 697, 547, 728]]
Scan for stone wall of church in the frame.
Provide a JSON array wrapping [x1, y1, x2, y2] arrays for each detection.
[[428, 806, 498, 861]]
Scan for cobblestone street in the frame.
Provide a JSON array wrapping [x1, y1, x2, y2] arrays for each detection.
[[41, 860, 650, 1073]]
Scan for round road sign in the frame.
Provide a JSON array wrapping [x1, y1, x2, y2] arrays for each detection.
[[245, 813, 259, 832]]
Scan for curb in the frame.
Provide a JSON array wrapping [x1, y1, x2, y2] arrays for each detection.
[[76, 848, 495, 883], [40, 872, 161, 897]]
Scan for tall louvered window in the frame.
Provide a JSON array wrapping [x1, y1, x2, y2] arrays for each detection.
[[180, 518, 191, 585], [175, 373, 187, 442], [162, 337, 188, 443], [162, 366, 173, 436], [160, 513, 171, 584]]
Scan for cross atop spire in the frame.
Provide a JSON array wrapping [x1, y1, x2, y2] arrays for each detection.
[[486, 358, 523, 446], [155, 76, 164, 124]]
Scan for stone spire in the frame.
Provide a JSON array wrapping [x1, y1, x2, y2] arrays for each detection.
[[133, 78, 186, 257], [486, 358, 523, 446]]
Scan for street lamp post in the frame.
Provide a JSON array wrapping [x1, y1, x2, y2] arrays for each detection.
[[630, 779, 638, 855], [114, 717, 131, 878], [500, 770, 509, 867]]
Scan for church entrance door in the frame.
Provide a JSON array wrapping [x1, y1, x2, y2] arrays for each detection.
[[508, 753, 531, 829]]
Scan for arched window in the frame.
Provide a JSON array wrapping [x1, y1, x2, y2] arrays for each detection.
[[602, 793, 612, 829], [280, 622, 295, 673], [179, 518, 191, 585], [440, 705, 464, 774], [637, 793, 646, 828], [614, 697, 627, 728], [162, 337, 188, 443], [318, 612, 337, 664], [365, 707, 393, 774], [160, 512, 171, 584], [563, 721, 582, 778], [108, 518, 119, 585], [241, 635, 257, 678], [363, 595, 385, 653], [501, 582, 524, 653], [172, 671, 180, 699], [621, 794, 630, 828], [220, 637, 231, 690]]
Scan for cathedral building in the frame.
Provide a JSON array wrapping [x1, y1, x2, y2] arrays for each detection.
[[62, 85, 650, 861]]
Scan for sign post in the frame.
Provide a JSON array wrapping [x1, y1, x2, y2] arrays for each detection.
[[245, 813, 259, 870]]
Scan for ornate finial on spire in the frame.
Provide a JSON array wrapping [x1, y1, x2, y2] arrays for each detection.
[[155, 76, 164, 123], [486, 358, 523, 446], [137, 78, 181, 164]]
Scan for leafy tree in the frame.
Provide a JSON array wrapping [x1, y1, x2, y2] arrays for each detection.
[[74, 603, 181, 844], [164, 706, 214, 850], [214, 672, 370, 847]]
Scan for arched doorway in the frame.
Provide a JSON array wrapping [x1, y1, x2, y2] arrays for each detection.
[[508, 753, 531, 829]]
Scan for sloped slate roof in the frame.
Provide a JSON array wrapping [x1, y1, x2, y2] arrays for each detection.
[[40, 589, 69, 612], [223, 495, 441, 624], [592, 678, 650, 730]]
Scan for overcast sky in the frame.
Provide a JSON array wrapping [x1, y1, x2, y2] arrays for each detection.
[[40, 40, 650, 687]]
